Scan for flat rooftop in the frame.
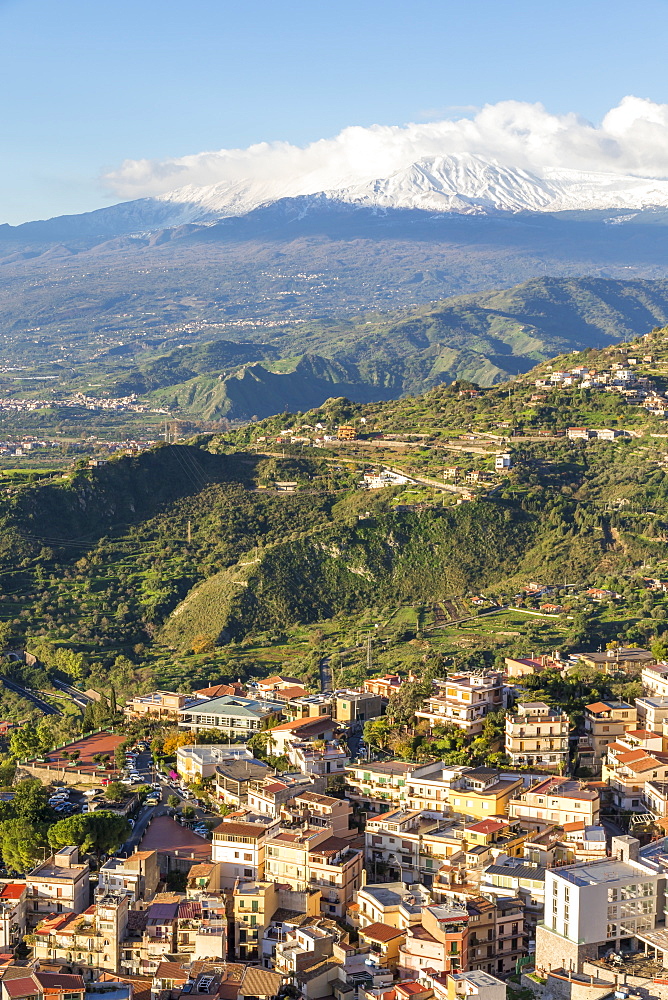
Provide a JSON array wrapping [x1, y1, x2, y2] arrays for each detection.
[[557, 859, 648, 886]]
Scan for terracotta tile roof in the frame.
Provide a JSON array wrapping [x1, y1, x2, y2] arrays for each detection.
[[396, 984, 431, 997], [272, 686, 309, 701], [153, 961, 189, 982], [0, 884, 24, 900], [561, 821, 586, 832], [2, 977, 37, 998], [360, 922, 406, 943], [38, 974, 85, 991], [270, 716, 332, 733], [627, 756, 667, 773], [99, 974, 152, 1000], [239, 967, 282, 997], [465, 819, 508, 835], [212, 821, 264, 838]]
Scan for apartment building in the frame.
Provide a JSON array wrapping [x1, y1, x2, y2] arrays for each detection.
[[26, 847, 89, 927], [211, 820, 277, 888], [504, 702, 569, 769], [399, 903, 470, 976], [264, 827, 363, 919], [268, 716, 337, 755], [635, 695, 668, 733], [508, 776, 600, 829], [415, 673, 505, 737], [96, 850, 160, 903], [245, 772, 320, 817], [230, 879, 279, 962], [287, 739, 348, 778], [176, 743, 255, 783], [406, 765, 524, 821], [580, 648, 655, 672], [580, 700, 637, 770], [460, 894, 525, 978], [178, 694, 284, 737], [282, 791, 353, 839], [334, 689, 384, 725], [536, 838, 662, 972], [358, 921, 406, 968], [282, 693, 333, 722], [32, 894, 128, 978], [176, 900, 227, 960], [345, 761, 421, 811], [124, 690, 197, 721], [0, 882, 27, 951], [641, 662, 668, 697], [366, 810, 462, 886], [255, 674, 304, 696], [355, 881, 433, 930], [213, 757, 272, 808], [602, 739, 668, 810], [481, 855, 546, 913], [364, 674, 405, 697], [461, 818, 527, 869]]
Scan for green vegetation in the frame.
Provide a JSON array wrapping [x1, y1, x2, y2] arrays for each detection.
[[0, 325, 666, 720]]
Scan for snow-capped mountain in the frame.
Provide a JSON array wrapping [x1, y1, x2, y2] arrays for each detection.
[[150, 152, 668, 222], [8, 153, 668, 240]]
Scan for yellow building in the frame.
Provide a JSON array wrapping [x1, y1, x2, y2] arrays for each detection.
[[358, 922, 406, 968], [337, 425, 357, 440], [406, 765, 524, 821], [230, 879, 279, 963]]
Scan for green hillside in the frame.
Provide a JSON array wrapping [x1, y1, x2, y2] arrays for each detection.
[[132, 276, 668, 418], [8, 276, 668, 427], [3, 326, 668, 703]]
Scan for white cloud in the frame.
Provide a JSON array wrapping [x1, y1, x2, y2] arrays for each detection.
[[104, 97, 668, 200]]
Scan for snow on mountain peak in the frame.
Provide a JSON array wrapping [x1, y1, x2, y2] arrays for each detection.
[[151, 151, 668, 225]]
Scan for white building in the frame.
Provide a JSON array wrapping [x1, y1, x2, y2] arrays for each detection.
[[495, 453, 512, 472], [535, 837, 662, 972], [26, 847, 89, 927], [211, 819, 278, 889], [176, 743, 254, 783], [178, 694, 283, 737], [641, 663, 668, 698], [445, 971, 506, 1000], [504, 702, 570, 770]]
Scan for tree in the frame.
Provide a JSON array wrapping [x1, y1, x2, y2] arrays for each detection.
[[0, 818, 47, 872], [47, 812, 130, 860], [12, 779, 52, 824], [167, 794, 180, 809], [162, 732, 193, 756], [9, 725, 41, 760], [104, 782, 126, 802]]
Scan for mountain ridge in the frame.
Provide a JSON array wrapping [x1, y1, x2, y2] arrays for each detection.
[[7, 153, 668, 242]]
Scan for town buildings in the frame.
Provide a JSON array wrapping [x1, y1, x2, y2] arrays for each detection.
[[27, 847, 90, 927], [504, 702, 569, 770], [580, 700, 637, 770], [178, 695, 283, 737], [415, 673, 504, 737]]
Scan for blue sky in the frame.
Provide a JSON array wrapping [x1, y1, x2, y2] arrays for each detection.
[[2, 0, 668, 224]]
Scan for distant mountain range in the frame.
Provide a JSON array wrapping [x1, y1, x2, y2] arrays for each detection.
[[1, 154, 668, 401], [6, 154, 668, 239]]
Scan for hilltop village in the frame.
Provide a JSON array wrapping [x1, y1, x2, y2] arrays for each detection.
[[0, 649, 667, 1000]]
